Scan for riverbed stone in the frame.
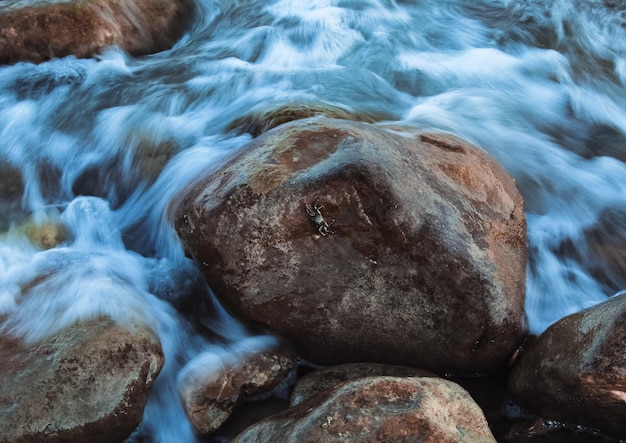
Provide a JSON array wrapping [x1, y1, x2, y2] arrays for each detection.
[[0, 0, 193, 65], [232, 376, 497, 443], [290, 362, 435, 407], [508, 292, 626, 439], [227, 101, 395, 138], [175, 117, 527, 375], [19, 217, 68, 249], [179, 346, 294, 435], [0, 317, 164, 443]]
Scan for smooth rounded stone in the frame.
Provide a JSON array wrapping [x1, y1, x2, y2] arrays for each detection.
[[175, 117, 527, 375], [0, 317, 164, 443], [290, 363, 435, 407], [232, 376, 497, 443], [0, 0, 193, 65], [508, 292, 626, 439], [178, 347, 295, 435], [226, 101, 395, 138]]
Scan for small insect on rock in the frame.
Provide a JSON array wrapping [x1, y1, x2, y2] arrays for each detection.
[[305, 198, 335, 236]]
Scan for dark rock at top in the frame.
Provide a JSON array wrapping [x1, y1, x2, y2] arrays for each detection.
[[0, 0, 193, 65]]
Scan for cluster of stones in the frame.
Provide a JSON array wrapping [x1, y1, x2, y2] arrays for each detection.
[[0, 2, 188, 441], [173, 115, 626, 441], [172, 115, 521, 440], [0, 4, 624, 435], [3, 103, 626, 441]]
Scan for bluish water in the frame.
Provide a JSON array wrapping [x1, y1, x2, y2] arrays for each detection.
[[1, 0, 625, 440]]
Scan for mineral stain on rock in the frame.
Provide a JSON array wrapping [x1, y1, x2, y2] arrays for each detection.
[[246, 127, 349, 195]]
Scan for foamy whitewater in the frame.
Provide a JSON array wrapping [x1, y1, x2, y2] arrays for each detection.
[[1, 0, 625, 440]]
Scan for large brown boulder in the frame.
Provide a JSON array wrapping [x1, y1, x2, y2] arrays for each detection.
[[175, 117, 527, 374], [508, 292, 626, 439], [0, 317, 164, 443], [232, 376, 497, 443], [178, 346, 294, 435], [0, 0, 193, 65]]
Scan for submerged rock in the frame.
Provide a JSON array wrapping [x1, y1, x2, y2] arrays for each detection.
[[0, 0, 193, 65], [175, 117, 527, 375], [20, 218, 68, 249], [232, 375, 497, 443], [584, 123, 626, 163], [584, 206, 626, 293], [178, 346, 294, 436], [508, 292, 626, 439], [227, 101, 395, 138], [0, 317, 164, 443], [0, 161, 25, 231], [72, 134, 180, 208]]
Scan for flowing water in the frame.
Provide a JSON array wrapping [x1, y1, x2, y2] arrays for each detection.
[[1, 0, 626, 440]]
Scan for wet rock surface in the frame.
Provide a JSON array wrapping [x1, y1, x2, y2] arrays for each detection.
[[508, 292, 626, 439], [175, 117, 527, 375], [0, 317, 164, 443], [0, 0, 193, 65], [290, 362, 435, 407], [179, 346, 294, 436], [232, 375, 497, 443]]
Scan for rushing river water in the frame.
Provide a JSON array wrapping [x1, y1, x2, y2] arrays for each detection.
[[1, 0, 626, 441]]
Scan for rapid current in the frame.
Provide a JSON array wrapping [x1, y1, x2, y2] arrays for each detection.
[[1, 0, 626, 441]]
